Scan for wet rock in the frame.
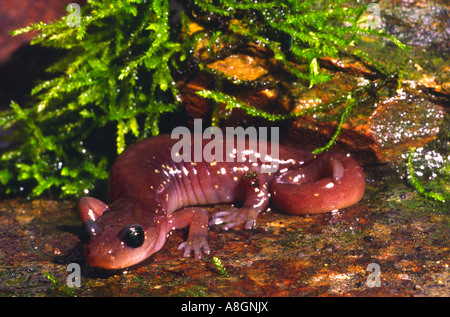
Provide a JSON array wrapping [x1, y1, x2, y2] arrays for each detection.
[[367, 95, 445, 162], [178, 0, 449, 166], [0, 0, 82, 64], [0, 1, 86, 109], [179, 50, 447, 164], [380, 0, 449, 51], [206, 53, 269, 81]]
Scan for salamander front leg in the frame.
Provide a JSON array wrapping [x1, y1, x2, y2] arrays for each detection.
[[168, 207, 210, 259], [78, 197, 109, 222], [210, 172, 270, 230]]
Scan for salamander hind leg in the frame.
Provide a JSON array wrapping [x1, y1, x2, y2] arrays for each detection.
[[169, 207, 210, 259], [210, 172, 270, 230]]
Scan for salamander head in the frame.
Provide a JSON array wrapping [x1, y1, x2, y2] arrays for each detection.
[[78, 198, 168, 269]]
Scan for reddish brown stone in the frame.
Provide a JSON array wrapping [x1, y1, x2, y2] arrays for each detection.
[[0, 0, 84, 64], [178, 44, 447, 165]]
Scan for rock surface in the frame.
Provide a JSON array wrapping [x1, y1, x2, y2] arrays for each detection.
[[179, 39, 448, 165], [0, 180, 448, 296]]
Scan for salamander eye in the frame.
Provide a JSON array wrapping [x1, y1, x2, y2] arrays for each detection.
[[79, 220, 102, 244], [119, 224, 145, 248]]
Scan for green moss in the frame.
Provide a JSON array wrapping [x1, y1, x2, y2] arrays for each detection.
[[312, 92, 358, 155], [407, 148, 448, 203], [44, 272, 78, 296], [212, 256, 229, 277], [0, 0, 407, 197]]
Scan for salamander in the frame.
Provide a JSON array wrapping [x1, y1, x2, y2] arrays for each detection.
[[78, 134, 365, 269]]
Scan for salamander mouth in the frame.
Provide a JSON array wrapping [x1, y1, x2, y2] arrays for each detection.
[[83, 234, 160, 270], [84, 247, 118, 269]]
